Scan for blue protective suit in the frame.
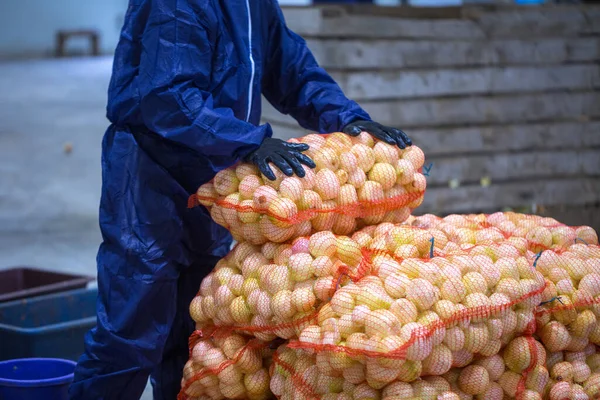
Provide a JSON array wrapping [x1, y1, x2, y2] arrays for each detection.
[[69, 0, 370, 399]]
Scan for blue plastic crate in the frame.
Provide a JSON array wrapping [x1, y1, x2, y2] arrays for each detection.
[[0, 288, 97, 361]]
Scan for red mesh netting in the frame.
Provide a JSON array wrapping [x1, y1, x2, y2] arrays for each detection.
[[180, 212, 600, 400], [179, 331, 277, 400], [270, 339, 600, 400], [189, 132, 426, 244]]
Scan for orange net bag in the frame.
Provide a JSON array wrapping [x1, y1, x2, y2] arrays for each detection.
[[277, 224, 548, 390], [187, 230, 368, 342], [271, 339, 600, 399], [270, 345, 505, 399], [180, 212, 600, 400], [179, 331, 276, 400], [189, 132, 426, 244]]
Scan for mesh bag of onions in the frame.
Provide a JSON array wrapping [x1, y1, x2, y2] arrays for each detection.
[[189, 132, 426, 244], [179, 211, 600, 400]]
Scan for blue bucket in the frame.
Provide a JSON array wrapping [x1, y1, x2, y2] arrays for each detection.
[[0, 358, 76, 400]]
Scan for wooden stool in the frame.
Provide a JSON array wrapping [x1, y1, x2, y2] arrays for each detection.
[[55, 30, 100, 57]]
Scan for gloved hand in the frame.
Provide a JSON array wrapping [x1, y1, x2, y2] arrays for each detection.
[[245, 137, 316, 181], [343, 120, 412, 149]]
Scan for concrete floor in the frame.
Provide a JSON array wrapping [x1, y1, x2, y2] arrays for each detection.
[[0, 57, 108, 274], [0, 57, 152, 399]]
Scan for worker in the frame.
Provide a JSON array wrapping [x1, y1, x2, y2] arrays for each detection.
[[68, 0, 411, 399]]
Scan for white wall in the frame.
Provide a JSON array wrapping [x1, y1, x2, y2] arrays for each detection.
[[0, 0, 466, 59], [278, 0, 463, 5], [0, 0, 128, 59]]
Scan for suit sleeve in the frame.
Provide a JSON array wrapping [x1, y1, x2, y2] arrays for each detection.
[[137, 0, 271, 165], [261, 0, 371, 134]]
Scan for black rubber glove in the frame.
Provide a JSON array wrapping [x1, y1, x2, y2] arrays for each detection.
[[245, 137, 316, 181], [343, 120, 412, 149]]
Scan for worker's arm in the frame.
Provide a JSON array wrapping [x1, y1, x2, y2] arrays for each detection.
[[261, 0, 371, 134], [136, 1, 269, 169]]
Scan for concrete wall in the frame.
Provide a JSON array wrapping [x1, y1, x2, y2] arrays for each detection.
[[0, 0, 128, 59], [265, 5, 600, 224], [0, 0, 469, 59]]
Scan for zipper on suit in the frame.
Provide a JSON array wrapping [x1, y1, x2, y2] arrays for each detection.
[[245, 0, 255, 122]]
